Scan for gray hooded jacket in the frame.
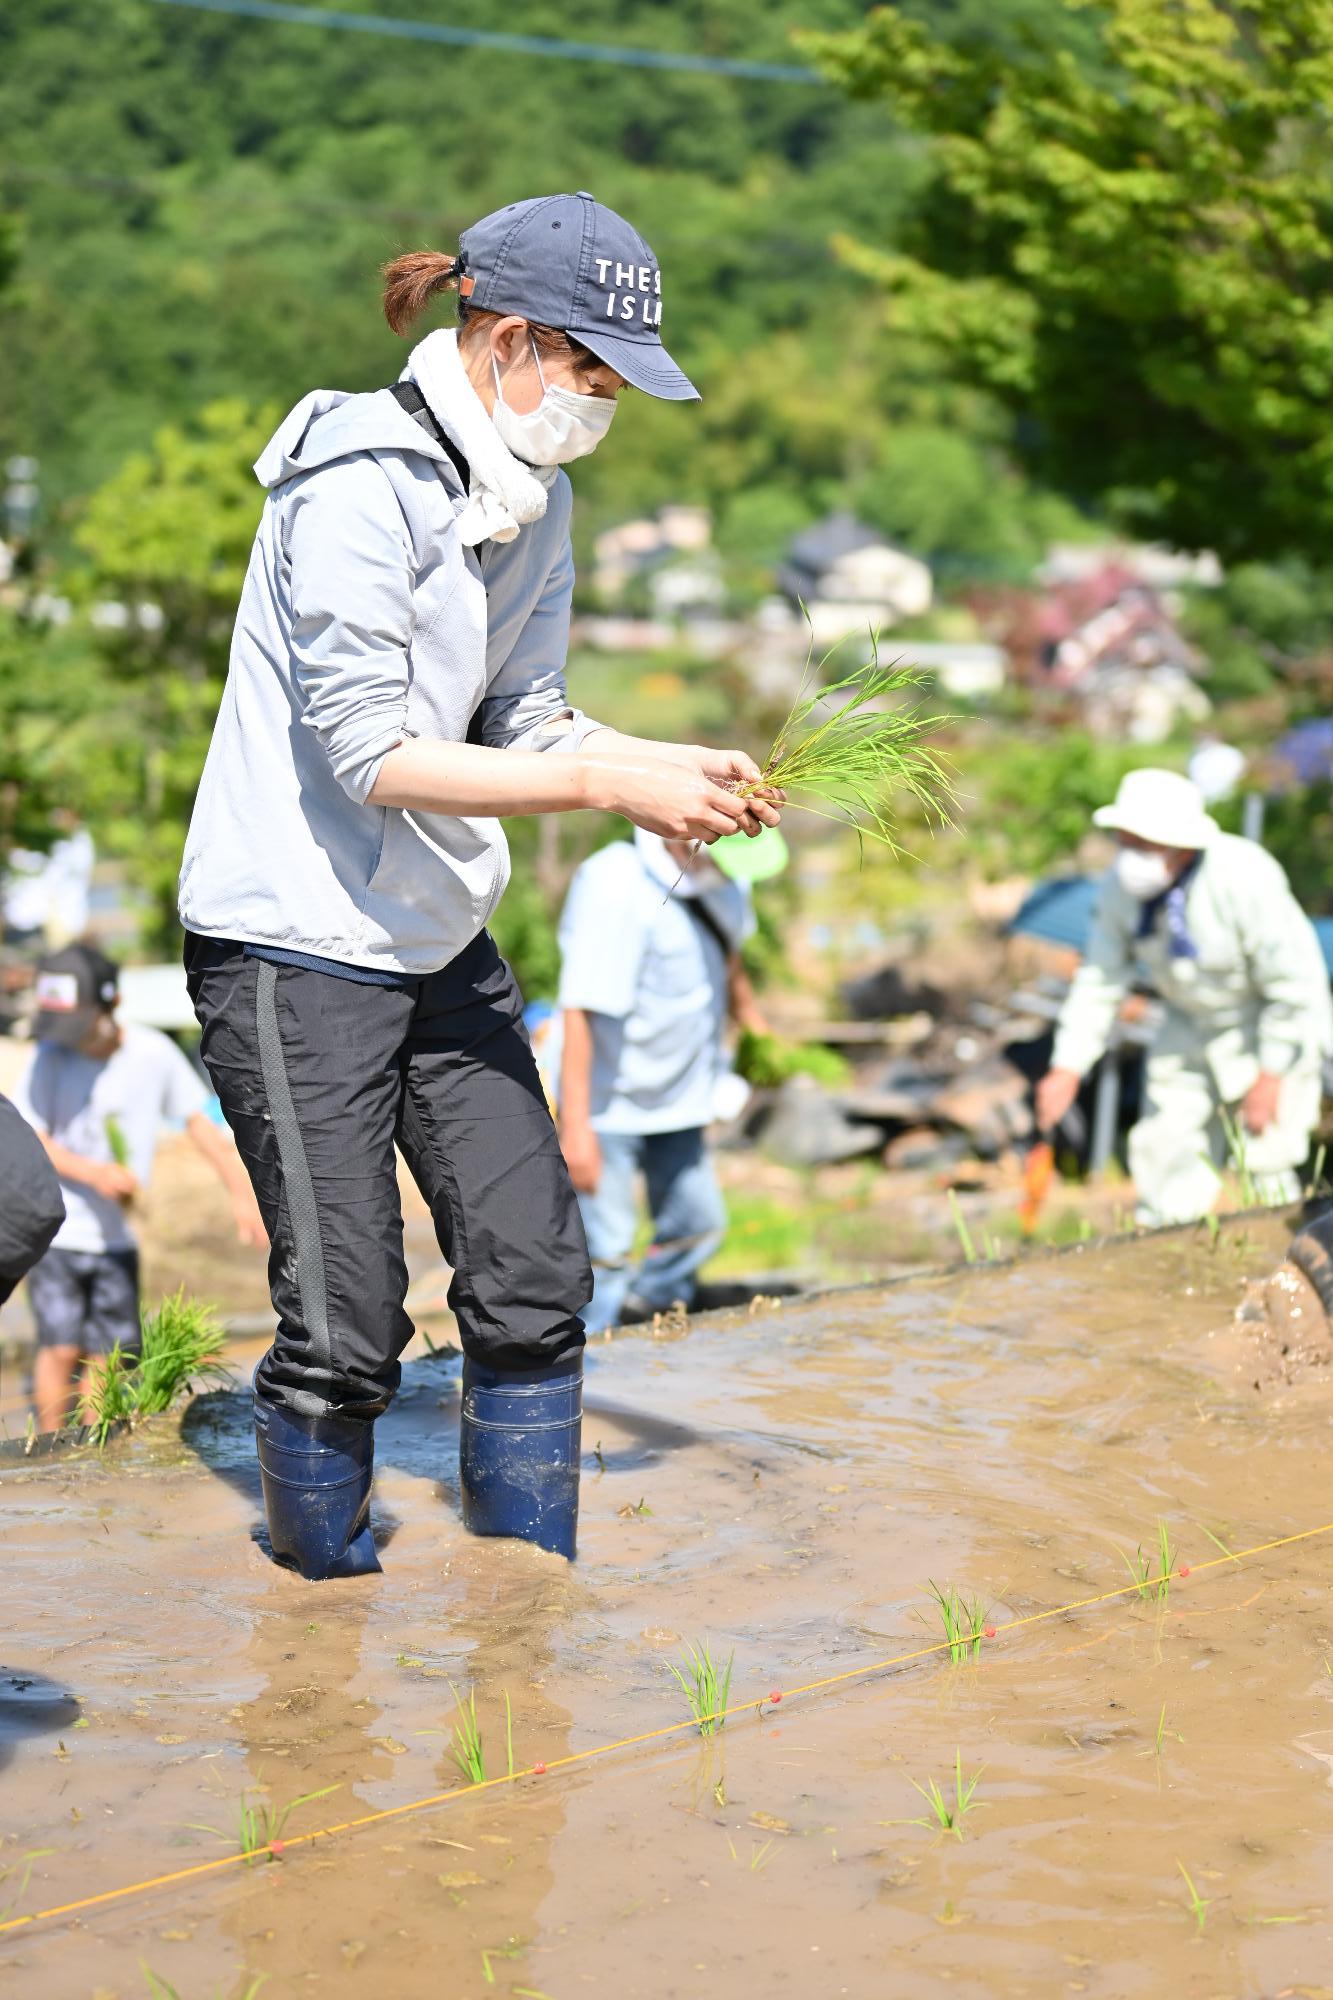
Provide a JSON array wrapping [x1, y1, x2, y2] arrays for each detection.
[[178, 383, 600, 975]]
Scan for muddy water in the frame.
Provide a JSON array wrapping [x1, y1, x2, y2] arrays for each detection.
[[5, 1215, 1333, 2000]]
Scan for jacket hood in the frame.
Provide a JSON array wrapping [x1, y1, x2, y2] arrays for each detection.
[[254, 387, 452, 490]]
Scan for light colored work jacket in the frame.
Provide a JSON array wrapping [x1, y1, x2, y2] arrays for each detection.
[[1051, 831, 1333, 1101], [179, 378, 598, 975]]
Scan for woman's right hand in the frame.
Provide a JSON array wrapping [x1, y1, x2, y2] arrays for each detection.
[[580, 751, 756, 843]]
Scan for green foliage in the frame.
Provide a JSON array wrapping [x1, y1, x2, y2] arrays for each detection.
[[854, 422, 1089, 580], [69, 399, 274, 946], [734, 1029, 851, 1089], [807, 0, 1333, 562], [961, 729, 1169, 878], [1216, 782, 1333, 913]]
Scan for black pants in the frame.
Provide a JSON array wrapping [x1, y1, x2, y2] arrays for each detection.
[[184, 933, 591, 1421]]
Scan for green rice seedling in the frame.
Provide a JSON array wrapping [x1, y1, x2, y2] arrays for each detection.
[[667, 1640, 734, 1739], [132, 1291, 229, 1415], [1178, 1860, 1210, 1933], [143, 1973, 264, 2000], [0, 1845, 54, 1921], [1202, 1211, 1221, 1250], [1147, 1703, 1183, 1758], [85, 1291, 230, 1448], [909, 1750, 986, 1839], [446, 1682, 486, 1783], [727, 1836, 777, 1872], [947, 1190, 978, 1265], [1119, 1520, 1174, 1605], [1197, 1522, 1238, 1564], [925, 1580, 988, 1663], [1219, 1108, 1267, 1209], [1306, 1143, 1329, 1199], [190, 1784, 338, 1864], [104, 1113, 131, 1168], [735, 632, 954, 853]]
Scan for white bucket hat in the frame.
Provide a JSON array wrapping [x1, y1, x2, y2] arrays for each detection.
[[1092, 768, 1217, 849]]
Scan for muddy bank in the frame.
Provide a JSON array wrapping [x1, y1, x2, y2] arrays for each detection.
[[4, 1214, 1333, 1999]]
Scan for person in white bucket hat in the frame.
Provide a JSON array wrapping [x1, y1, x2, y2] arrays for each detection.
[[1037, 768, 1332, 1225]]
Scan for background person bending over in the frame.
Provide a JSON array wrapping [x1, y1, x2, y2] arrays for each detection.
[[557, 828, 777, 1332], [1036, 769, 1332, 1226], [13, 944, 266, 1432]]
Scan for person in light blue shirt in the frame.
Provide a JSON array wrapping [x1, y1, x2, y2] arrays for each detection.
[[557, 828, 777, 1331]]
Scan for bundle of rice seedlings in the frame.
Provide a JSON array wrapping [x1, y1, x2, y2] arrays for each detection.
[[736, 633, 954, 854], [85, 1289, 230, 1447]]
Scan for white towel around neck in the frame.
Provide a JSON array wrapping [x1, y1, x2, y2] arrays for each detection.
[[405, 327, 558, 547]]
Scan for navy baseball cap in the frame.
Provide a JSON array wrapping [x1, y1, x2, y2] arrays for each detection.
[[457, 191, 699, 402], [32, 943, 119, 1049]]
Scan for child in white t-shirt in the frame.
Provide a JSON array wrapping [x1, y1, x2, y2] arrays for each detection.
[[13, 943, 266, 1432]]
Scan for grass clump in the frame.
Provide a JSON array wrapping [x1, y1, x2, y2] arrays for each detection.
[[668, 1640, 734, 1739], [926, 1581, 989, 1664], [85, 1290, 229, 1448], [739, 636, 953, 852], [1120, 1520, 1175, 1605], [909, 1750, 986, 1838]]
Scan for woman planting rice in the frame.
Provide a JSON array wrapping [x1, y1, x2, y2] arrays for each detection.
[[179, 191, 781, 1579]]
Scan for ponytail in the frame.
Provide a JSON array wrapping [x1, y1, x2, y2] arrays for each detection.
[[382, 250, 460, 336]]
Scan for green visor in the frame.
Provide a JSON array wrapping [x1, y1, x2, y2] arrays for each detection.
[[709, 825, 790, 885]]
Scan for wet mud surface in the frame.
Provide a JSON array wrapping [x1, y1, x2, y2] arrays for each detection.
[[5, 1213, 1333, 1999]]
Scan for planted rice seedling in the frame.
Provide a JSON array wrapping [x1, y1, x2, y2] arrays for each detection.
[[925, 1580, 989, 1664], [190, 1783, 338, 1864], [0, 1845, 54, 1921], [85, 1290, 230, 1448], [909, 1750, 986, 1839], [143, 1972, 264, 2000], [668, 1640, 734, 1739], [1148, 1703, 1182, 1758], [448, 1683, 486, 1784], [1120, 1520, 1175, 1605], [947, 1190, 978, 1265], [1178, 1860, 1211, 1933]]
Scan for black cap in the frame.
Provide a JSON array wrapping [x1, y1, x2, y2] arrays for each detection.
[[31, 944, 119, 1050], [458, 191, 699, 402]]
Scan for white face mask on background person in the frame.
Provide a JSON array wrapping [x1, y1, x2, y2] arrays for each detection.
[[1115, 846, 1176, 901], [490, 336, 618, 465]]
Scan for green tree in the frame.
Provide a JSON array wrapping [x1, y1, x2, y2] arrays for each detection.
[[805, 0, 1333, 562], [72, 398, 273, 945]]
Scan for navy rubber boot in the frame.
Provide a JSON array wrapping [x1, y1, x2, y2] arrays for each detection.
[[253, 1398, 382, 1580], [459, 1352, 582, 1559]]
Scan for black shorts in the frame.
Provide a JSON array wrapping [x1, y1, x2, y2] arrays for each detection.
[[27, 1247, 141, 1357]]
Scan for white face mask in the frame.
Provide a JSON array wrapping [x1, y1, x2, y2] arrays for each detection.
[[490, 336, 617, 465], [1115, 846, 1175, 900]]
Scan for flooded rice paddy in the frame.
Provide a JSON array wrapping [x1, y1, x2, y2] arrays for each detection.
[[4, 1212, 1333, 2000]]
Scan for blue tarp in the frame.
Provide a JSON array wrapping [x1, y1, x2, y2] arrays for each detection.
[[1007, 873, 1333, 978]]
